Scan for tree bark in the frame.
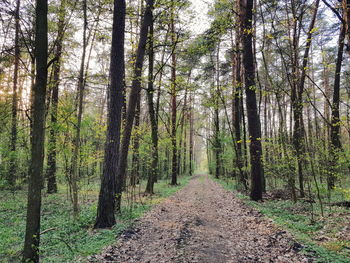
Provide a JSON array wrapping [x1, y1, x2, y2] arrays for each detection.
[[189, 91, 194, 176], [170, 0, 178, 185], [94, 0, 125, 228], [328, 21, 346, 189], [131, 96, 141, 187], [293, 0, 320, 198], [22, 0, 48, 261], [8, 0, 21, 188], [46, 0, 66, 194], [146, 16, 158, 194], [115, 0, 153, 212], [70, 0, 88, 217], [240, 0, 264, 201]]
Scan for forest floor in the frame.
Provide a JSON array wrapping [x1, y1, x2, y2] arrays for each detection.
[[90, 174, 312, 263], [0, 177, 190, 263]]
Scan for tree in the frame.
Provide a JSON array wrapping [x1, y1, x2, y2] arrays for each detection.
[[328, 14, 346, 189], [115, 0, 154, 212], [8, 0, 21, 188], [94, 0, 125, 228], [170, 0, 178, 185], [145, 12, 158, 194], [46, 0, 67, 194], [292, 0, 320, 198], [70, 0, 88, 217], [240, 0, 264, 201], [22, 0, 48, 261]]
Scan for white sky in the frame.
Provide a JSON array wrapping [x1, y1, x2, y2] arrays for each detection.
[[189, 0, 211, 35]]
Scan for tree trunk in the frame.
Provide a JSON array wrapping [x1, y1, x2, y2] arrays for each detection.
[[46, 0, 66, 194], [240, 0, 264, 201], [170, 1, 178, 185], [146, 16, 158, 194], [131, 96, 141, 187], [233, 18, 247, 189], [8, 0, 21, 188], [328, 21, 346, 189], [115, 0, 153, 212], [189, 91, 194, 176], [94, 0, 125, 229], [70, 0, 88, 217], [22, 0, 48, 261], [214, 46, 221, 179], [293, 0, 320, 198]]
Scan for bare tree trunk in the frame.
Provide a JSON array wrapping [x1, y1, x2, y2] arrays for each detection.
[[293, 0, 320, 197], [240, 0, 264, 201], [214, 46, 221, 179], [70, 0, 88, 217], [146, 16, 158, 193], [46, 0, 66, 194], [178, 78, 189, 176], [328, 21, 346, 189], [115, 0, 153, 212], [94, 0, 125, 229], [233, 10, 247, 189], [170, 1, 178, 185], [131, 96, 141, 186], [22, 0, 48, 261], [8, 0, 21, 188], [189, 91, 194, 176]]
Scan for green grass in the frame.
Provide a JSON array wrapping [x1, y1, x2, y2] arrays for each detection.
[[212, 176, 350, 263], [0, 176, 191, 263]]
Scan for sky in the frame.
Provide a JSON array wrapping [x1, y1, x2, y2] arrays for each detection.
[[189, 0, 211, 35]]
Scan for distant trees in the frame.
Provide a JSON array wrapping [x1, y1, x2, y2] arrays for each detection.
[[0, 0, 349, 257]]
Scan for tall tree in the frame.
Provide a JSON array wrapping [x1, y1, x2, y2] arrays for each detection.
[[8, 0, 21, 188], [22, 0, 48, 261], [240, 0, 264, 201], [70, 0, 88, 217], [94, 0, 125, 229], [46, 0, 67, 194], [328, 15, 346, 189], [145, 12, 158, 194], [292, 0, 320, 198], [115, 0, 154, 212], [170, 0, 178, 185]]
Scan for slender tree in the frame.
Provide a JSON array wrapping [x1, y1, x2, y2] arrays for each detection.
[[146, 12, 158, 194], [328, 17, 346, 189], [170, 0, 178, 185], [70, 0, 88, 217], [94, 0, 125, 228], [292, 0, 320, 198], [240, 0, 264, 201], [46, 0, 67, 194], [22, 0, 48, 261], [8, 0, 21, 188], [115, 0, 154, 212]]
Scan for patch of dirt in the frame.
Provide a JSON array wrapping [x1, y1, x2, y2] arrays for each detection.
[[89, 175, 311, 263]]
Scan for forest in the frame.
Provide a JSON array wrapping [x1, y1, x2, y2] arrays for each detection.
[[0, 0, 350, 262]]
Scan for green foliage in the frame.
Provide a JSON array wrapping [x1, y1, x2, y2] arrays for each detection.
[[0, 176, 191, 262], [213, 176, 350, 262]]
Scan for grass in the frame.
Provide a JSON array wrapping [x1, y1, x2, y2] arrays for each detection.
[[212, 176, 350, 263], [0, 176, 191, 263]]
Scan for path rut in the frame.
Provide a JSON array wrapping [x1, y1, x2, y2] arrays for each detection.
[[89, 175, 310, 263]]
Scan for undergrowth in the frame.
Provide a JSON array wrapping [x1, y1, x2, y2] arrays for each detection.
[[212, 176, 350, 263], [0, 176, 190, 262]]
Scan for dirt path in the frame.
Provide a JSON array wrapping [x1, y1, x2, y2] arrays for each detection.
[[90, 175, 310, 263]]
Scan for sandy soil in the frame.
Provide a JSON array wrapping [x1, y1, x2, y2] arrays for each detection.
[[89, 175, 311, 263]]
